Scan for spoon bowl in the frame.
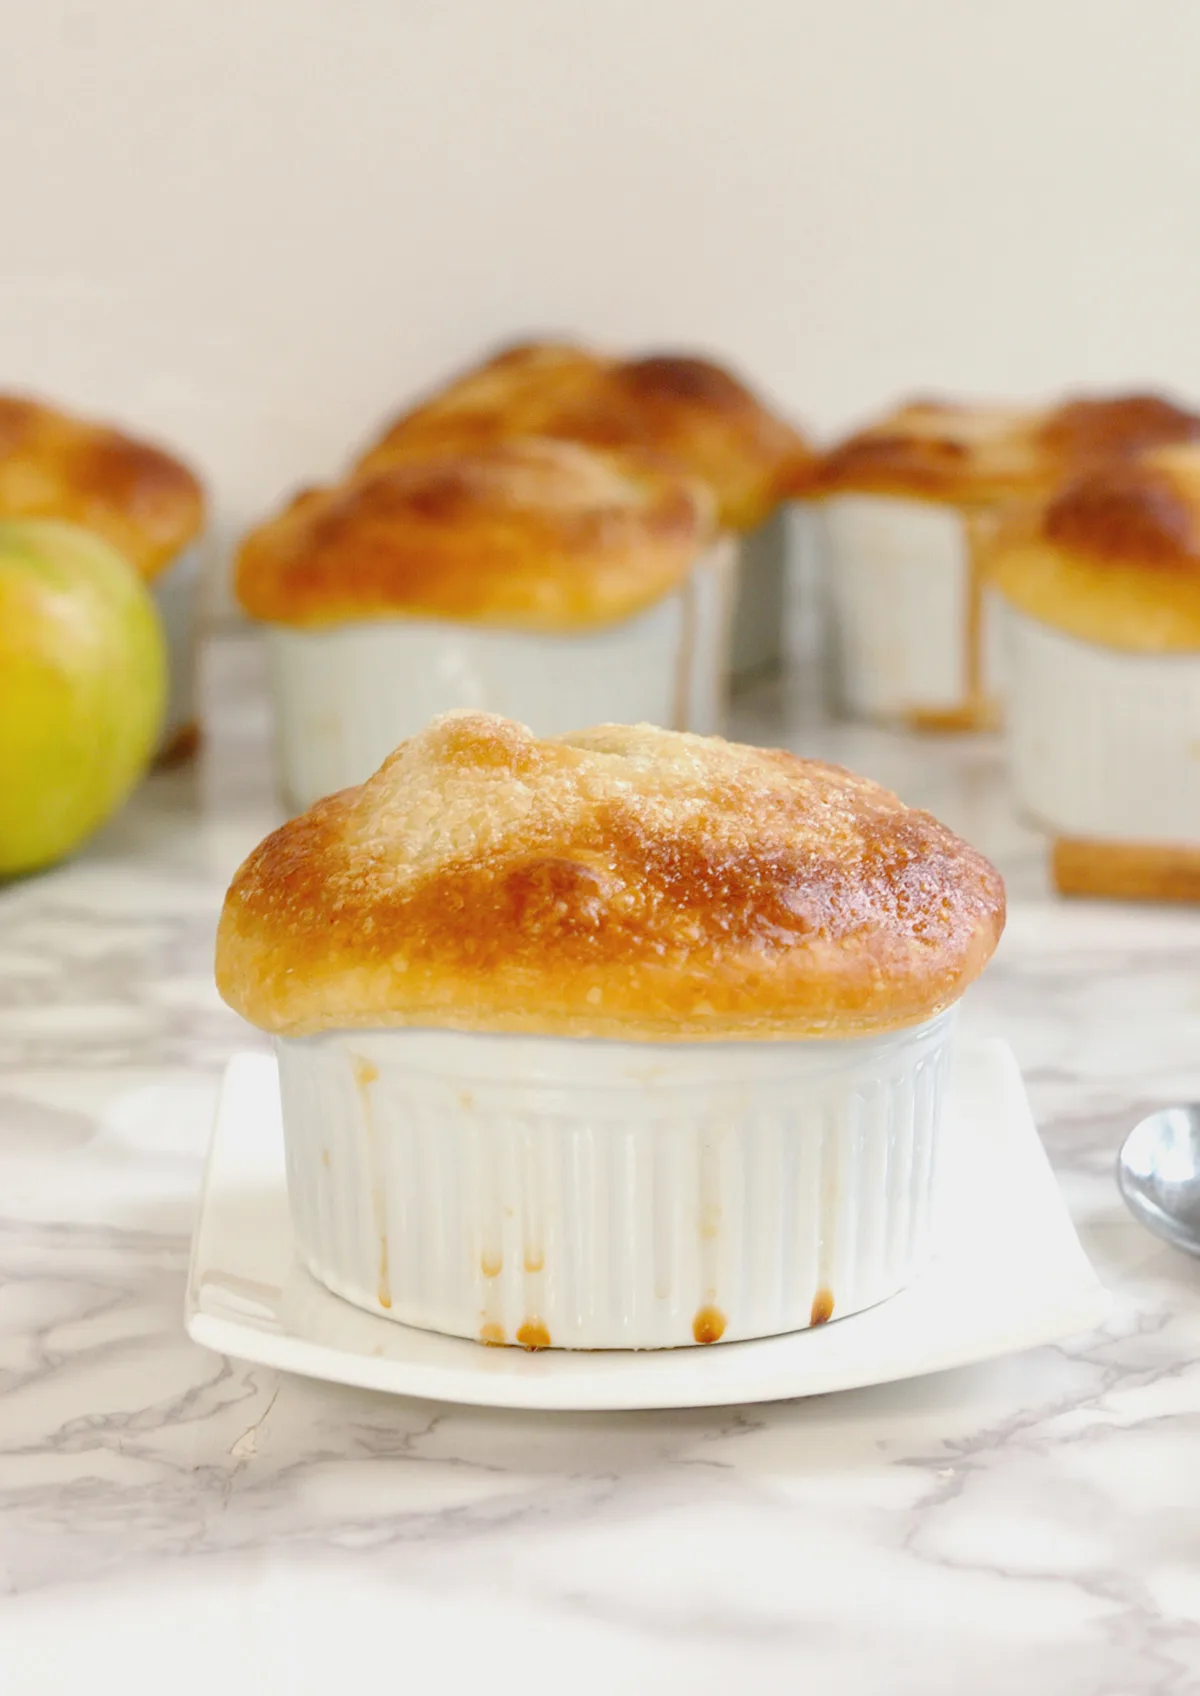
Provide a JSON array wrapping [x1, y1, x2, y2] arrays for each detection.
[[1117, 1105, 1200, 1257]]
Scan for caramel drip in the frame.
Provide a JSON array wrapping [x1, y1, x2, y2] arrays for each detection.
[[692, 1305, 727, 1344]]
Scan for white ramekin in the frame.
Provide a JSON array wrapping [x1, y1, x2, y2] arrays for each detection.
[[150, 541, 205, 757], [1004, 608, 1200, 842], [266, 538, 736, 811], [817, 494, 1003, 726], [275, 1010, 955, 1350]]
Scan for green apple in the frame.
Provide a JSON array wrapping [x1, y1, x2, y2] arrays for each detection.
[[0, 518, 167, 876]]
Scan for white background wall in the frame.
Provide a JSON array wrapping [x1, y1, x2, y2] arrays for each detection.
[[5, 0, 1200, 614]]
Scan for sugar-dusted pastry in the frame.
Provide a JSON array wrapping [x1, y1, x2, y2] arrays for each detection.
[[236, 437, 733, 808], [989, 443, 1200, 900], [216, 711, 1005, 1348], [363, 342, 816, 680], [0, 394, 206, 759]]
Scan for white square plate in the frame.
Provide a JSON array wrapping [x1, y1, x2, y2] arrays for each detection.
[[185, 1041, 1110, 1410]]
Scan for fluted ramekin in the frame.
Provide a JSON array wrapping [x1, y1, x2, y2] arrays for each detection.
[[731, 510, 788, 680], [275, 1010, 955, 1351], [265, 538, 735, 811], [150, 540, 205, 759], [1004, 609, 1200, 842], [818, 494, 1002, 727]]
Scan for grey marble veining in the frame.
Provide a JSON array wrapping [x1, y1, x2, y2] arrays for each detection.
[[3, 635, 1200, 1693]]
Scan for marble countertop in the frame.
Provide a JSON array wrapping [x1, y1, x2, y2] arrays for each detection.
[[4, 635, 1200, 1694]]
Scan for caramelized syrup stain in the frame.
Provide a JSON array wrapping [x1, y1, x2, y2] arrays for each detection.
[[479, 1322, 506, 1347], [810, 1287, 834, 1327], [523, 1248, 545, 1274], [480, 1249, 503, 1278], [516, 1319, 551, 1350], [671, 568, 699, 731], [692, 1305, 726, 1345]]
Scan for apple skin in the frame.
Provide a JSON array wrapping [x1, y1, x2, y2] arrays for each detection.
[[0, 518, 167, 876]]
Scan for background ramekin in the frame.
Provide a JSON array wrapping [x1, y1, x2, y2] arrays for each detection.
[[730, 510, 788, 680], [150, 540, 205, 759], [265, 537, 736, 811], [275, 1009, 956, 1351], [1004, 607, 1200, 841], [817, 494, 1003, 727]]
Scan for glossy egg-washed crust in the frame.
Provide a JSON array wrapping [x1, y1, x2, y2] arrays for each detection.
[[359, 340, 815, 532], [0, 395, 204, 579], [987, 444, 1200, 651], [235, 436, 716, 631], [815, 392, 1200, 509], [215, 713, 1006, 1041]]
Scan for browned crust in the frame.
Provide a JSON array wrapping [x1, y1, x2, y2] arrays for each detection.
[[818, 392, 1200, 509], [214, 712, 1006, 1041], [987, 446, 1200, 651], [1037, 393, 1200, 464], [1042, 460, 1199, 566], [360, 344, 813, 533], [553, 355, 816, 530], [0, 394, 205, 579], [358, 340, 611, 461], [1053, 838, 1200, 904], [236, 437, 716, 631], [814, 400, 1051, 506]]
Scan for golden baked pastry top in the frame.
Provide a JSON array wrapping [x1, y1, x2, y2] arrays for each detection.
[[0, 394, 205, 579], [215, 712, 1005, 1041], [236, 436, 716, 631], [357, 340, 609, 460], [815, 400, 1051, 506], [1038, 391, 1200, 466], [361, 341, 813, 533], [988, 443, 1200, 652]]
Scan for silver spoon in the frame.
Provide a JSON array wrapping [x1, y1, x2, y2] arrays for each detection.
[[1117, 1105, 1200, 1257]]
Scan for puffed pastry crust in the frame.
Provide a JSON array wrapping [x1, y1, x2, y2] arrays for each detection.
[[987, 443, 1200, 652], [216, 712, 1006, 1042], [0, 394, 204, 578], [360, 339, 814, 532], [235, 436, 717, 631]]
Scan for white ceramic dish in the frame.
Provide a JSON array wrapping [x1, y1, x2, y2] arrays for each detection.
[[150, 540, 205, 755], [1004, 609, 1200, 841], [275, 1011, 953, 1351], [818, 494, 1003, 726], [730, 510, 787, 680], [186, 1041, 1108, 1410], [266, 537, 735, 811]]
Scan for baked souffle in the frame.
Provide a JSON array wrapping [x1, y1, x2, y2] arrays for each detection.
[[215, 711, 1006, 1043], [361, 343, 814, 533], [235, 436, 716, 632], [0, 394, 205, 578], [988, 443, 1200, 652]]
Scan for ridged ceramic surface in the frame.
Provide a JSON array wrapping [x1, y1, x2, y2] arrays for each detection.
[[266, 538, 735, 811], [1005, 610, 1200, 841], [818, 494, 1003, 722], [276, 1015, 954, 1351], [150, 542, 204, 748]]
